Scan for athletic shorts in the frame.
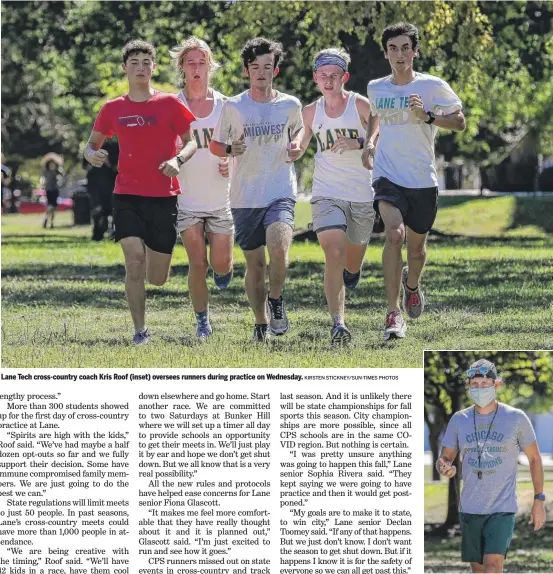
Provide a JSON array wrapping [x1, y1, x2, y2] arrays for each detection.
[[311, 197, 375, 245], [177, 206, 234, 236], [46, 189, 59, 207], [113, 194, 178, 255], [460, 512, 516, 564], [373, 177, 438, 234], [231, 197, 295, 251]]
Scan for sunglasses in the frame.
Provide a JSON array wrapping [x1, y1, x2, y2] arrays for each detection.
[[466, 365, 495, 379]]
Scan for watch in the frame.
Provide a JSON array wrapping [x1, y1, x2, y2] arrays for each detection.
[[357, 137, 365, 150], [225, 144, 233, 156], [534, 493, 546, 501], [175, 155, 185, 167], [424, 111, 436, 125]]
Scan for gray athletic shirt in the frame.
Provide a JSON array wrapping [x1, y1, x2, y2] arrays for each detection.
[[441, 403, 536, 514], [212, 90, 303, 208], [367, 72, 462, 188]]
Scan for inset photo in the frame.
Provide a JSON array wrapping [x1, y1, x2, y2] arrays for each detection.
[[424, 351, 553, 573]]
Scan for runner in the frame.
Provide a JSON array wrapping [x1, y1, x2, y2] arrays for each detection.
[[170, 37, 234, 341], [83, 40, 196, 344], [363, 22, 465, 340], [298, 47, 376, 344], [210, 37, 303, 342], [438, 358, 546, 573], [40, 153, 65, 229]]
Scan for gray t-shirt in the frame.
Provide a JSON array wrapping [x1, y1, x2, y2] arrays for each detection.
[[367, 72, 462, 188], [212, 90, 303, 208], [441, 403, 536, 514]]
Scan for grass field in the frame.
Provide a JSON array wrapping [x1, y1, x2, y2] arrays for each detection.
[[2, 195, 552, 367], [425, 480, 553, 573]]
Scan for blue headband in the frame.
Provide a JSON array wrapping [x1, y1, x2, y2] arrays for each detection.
[[313, 54, 348, 72]]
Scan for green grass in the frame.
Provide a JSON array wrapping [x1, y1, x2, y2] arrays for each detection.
[[2, 196, 552, 367]]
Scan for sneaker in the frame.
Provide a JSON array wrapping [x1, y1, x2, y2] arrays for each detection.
[[213, 269, 233, 289], [252, 324, 270, 343], [343, 268, 361, 289], [267, 296, 289, 336], [384, 310, 406, 341], [401, 267, 425, 319], [42, 219, 47, 229], [331, 324, 352, 346], [133, 328, 151, 345], [196, 312, 213, 341]]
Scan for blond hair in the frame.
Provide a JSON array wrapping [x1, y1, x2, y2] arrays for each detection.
[[170, 36, 221, 84]]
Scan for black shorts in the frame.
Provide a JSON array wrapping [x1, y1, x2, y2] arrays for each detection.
[[373, 177, 438, 234], [46, 189, 59, 207], [113, 194, 178, 254]]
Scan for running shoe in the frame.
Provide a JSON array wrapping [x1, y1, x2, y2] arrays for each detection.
[[267, 296, 289, 335], [343, 268, 361, 290], [384, 310, 406, 341], [252, 324, 270, 343], [196, 312, 213, 341], [213, 269, 233, 289], [401, 266, 425, 319], [330, 324, 352, 346], [133, 328, 151, 345]]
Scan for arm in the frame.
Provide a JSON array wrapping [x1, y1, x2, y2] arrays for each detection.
[[523, 441, 546, 531], [83, 131, 108, 167], [433, 109, 465, 132], [436, 446, 458, 478], [286, 103, 315, 163], [362, 109, 379, 171], [159, 131, 197, 177]]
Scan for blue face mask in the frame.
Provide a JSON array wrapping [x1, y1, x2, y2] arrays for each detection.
[[469, 387, 496, 408]]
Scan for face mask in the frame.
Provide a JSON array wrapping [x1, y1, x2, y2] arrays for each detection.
[[469, 387, 496, 408]]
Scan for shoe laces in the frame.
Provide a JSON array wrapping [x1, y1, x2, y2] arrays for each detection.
[[386, 310, 400, 328], [269, 298, 283, 320]]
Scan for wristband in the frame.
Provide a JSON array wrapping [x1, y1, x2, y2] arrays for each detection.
[[226, 144, 232, 156], [424, 111, 436, 125], [175, 155, 185, 167], [534, 493, 546, 501], [357, 137, 365, 150]]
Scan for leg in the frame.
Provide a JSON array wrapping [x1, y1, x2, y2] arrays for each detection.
[[470, 563, 484, 573], [145, 247, 173, 287], [50, 206, 56, 228], [207, 232, 234, 276], [345, 242, 367, 275], [181, 223, 209, 313], [243, 247, 268, 324], [405, 228, 428, 289], [120, 237, 147, 334], [483, 554, 504, 573], [317, 229, 347, 322], [266, 221, 293, 299], [379, 201, 405, 312]]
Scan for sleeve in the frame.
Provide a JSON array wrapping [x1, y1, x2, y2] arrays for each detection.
[[516, 411, 537, 449], [173, 97, 196, 135], [289, 100, 304, 136], [212, 101, 235, 144], [440, 413, 459, 450], [93, 103, 115, 138], [366, 83, 377, 115], [431, 79, 462, 116]]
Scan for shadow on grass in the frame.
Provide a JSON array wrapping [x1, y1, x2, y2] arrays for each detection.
[[509, 196, 553, 234], [2, 234, 92, 246]]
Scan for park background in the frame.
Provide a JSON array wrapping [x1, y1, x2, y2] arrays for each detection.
[[1, 1, 552, 367], [424, 351, 553, 573]]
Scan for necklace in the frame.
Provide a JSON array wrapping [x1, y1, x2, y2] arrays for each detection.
[[472, 402, 499, 480]]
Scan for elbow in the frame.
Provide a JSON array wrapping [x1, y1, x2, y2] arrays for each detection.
[[456, 116, 466, 132]]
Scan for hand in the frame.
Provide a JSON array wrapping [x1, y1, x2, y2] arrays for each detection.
[[218, 158, 229, 178], [529, 500, 546, 531], [361, 143, 375, 170], [331, 132, 356, 154], [408, 94, 429, 121], [159, 157, 180, 177], [286, 142, 302, 163], [87, 149, 108, 168], [438, 457, 456, 478], [231, 133, 247, 157]]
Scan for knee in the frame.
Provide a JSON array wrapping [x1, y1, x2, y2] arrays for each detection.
[[189, 255, 209, 277], [125, 253, 146, 281], [323, 244, 345, 265], [409, 242, 427, 260], [246, 258, 266, 278], [147, 270, 169, 287], [269, 245, 288, 264], [483, 559, 502, 573], [210, 253, 232, 275], [385, 226, 405, 248]]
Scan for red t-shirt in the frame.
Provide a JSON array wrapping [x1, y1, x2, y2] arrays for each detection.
[[93, 91, 196, 197]]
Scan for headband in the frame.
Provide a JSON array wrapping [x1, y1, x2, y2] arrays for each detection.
[[313, 54, 348, 72]]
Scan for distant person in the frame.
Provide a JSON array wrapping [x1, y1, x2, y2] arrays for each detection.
[[170, 36, 234, 341], [40, 154, 65, 229], [88, 142, 118, 241], [363, 22, 465, 341], [438, 359, 546, 574], [210, 37, 303, 343], [1, 162, 11, 213], [297, 47, 377, 345], [83, 40, 197, 345]]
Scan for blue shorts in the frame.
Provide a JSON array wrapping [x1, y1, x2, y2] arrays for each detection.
[[231, 197, 295, 251]]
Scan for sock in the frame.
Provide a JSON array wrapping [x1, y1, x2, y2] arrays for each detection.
[[333, 315, 344, 328]]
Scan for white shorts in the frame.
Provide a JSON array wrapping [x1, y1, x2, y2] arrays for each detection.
[[311, 197, 374, 245], [177, 206, 234, 236]]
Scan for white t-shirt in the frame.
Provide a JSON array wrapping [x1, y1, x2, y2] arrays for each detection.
[[177, 89, 230, 211], [212, 90, 303, 208], [367, 72, 462, 188], [312, 92, 373, 202]]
